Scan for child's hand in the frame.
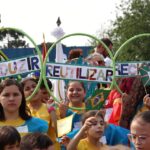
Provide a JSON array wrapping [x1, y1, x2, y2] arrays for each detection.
[[60, 135, 70, 146], [82, 117, 97, 131], [58, 100, 69, 118], [143, 94, 150, 109], [46, 96, 55, 112]]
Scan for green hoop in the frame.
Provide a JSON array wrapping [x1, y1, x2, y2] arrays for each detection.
[[0, 27, 43, 101], [43, 33, 115, 110], [113, 33, 150, 94]]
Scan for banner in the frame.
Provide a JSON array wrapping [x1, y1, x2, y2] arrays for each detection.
[[0, 55, 40, 78], [1, 54, 150, 83], [46, 63, 113, 83]]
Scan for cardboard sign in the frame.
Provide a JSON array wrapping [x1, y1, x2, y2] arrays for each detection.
[[57, 114, 74, 137], [2, 54, 150, 84], [0, 55, 40, 78], [46, 63, 113, 83]]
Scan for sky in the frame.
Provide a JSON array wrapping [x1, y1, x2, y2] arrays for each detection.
[[0, 0, 122, 46]]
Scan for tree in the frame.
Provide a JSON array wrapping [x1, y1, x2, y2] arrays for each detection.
[[0, 29, 29, 49], [108, 0, 150, 61]]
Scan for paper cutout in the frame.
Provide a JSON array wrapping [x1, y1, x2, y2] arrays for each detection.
[[57, 114, 74, 137]]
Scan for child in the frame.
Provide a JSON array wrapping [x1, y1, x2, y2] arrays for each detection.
[[20, 132, 54, 150], [40, 78, 53, 103], [67, 110, 109, 150], [21, 77, 51, 122], [129, 111, 150, 150], [0, 78, 48, 135], [59, 80, 86, 129], [0, 126, 21, 150], [66, 80, 86, 109], [21, 77, 60, 150]]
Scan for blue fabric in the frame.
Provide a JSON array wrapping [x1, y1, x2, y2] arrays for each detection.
[[104, 124, 130, 145], [66, 109, 83, 131], [67, 129, 79, 139], [24, 117, 48, 133]]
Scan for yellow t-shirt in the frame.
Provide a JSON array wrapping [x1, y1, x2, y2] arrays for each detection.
[[0, 118, 26, 136], [28, 103, 61, 150], [77, 138, 109, 150], [28, 103, 51, 123]]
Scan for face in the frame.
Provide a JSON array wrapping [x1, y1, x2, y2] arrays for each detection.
[[23, 80, 41, 102], [66, 81, 86, 105], [0, 85, 22, 113], [96, 44, 112, 58], [96, 45, 104, 54], [130, 118, 150, 150], [87, 116, 105, 139], [4, 142, 20, 150], [40, 88, 50, 103]]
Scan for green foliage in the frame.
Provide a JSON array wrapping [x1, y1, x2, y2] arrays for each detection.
[[0, 29, 29, 49], [109, 0, 150, 61]]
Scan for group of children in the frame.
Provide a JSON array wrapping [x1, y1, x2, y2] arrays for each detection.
[[0, 75, 150, 150], [0, 38, 150, 150]]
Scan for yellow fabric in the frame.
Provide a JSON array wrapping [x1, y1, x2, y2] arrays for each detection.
[[113, 98, 122, 105], [0, 117, 25, 126], [138, 105, 149, 113], [69, 103, 86, 114], [28, 103, 60, 150], [28, 103, 51, 123], [77, 138, 108, 150], [0, 118, 27, 137]]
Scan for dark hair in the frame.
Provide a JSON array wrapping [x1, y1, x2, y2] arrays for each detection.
[[20, 132, 53, 150], [66, 80, 85, 91], [68, 49, 83, 60], [0, 78, 31, 121], [132, 111, 150, 124], [40, 79, 52, 90], [82, 110, 104, 124], [21, 77, 38, 88], [101, 38, 113, 47], [0, 126, 21, 150]]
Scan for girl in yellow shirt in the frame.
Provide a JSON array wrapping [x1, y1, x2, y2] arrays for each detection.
[[67, 110, 109, 150]]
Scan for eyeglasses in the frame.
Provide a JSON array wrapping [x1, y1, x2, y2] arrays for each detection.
[[128, 133, 150, 144]]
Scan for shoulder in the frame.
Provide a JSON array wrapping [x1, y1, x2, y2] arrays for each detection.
[[106, 124, 129, 133], [25, 117, 48, 133], [77, 139, 88, 150]]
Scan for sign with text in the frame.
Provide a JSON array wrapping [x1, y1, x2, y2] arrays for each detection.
[[46, 63, 113, 83], [115, 62, 150, 76], [0, 55, 40, 78], [1, 55, 150, 83]]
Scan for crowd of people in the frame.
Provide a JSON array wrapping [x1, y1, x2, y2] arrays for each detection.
[[0, 38, 150, 150]]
